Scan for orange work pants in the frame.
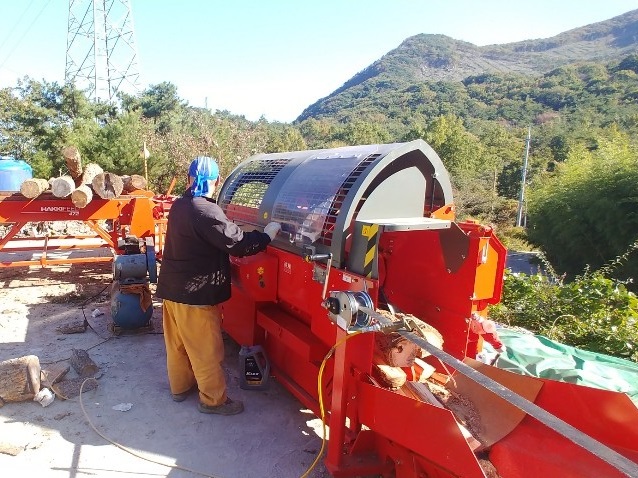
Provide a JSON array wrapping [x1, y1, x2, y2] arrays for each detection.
[[162, 300, 227, 406]]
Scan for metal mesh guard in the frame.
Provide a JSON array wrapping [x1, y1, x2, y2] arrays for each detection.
[[272, 155, 362, 245], [220, 151, 377, 248], [218, 158, 288, 224]]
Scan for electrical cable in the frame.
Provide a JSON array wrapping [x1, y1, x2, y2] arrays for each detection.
[[0, 0, 36, 53], [0, 0, 53, 70], [300, 330, 362, 478], [45, 284, 218, 476], [78, 378, 224, 478]]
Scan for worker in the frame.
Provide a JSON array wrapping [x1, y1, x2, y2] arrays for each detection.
[[156, 156, 281, 415]]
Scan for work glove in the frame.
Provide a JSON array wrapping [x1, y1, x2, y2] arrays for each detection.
[[264, 222, 282, 241]]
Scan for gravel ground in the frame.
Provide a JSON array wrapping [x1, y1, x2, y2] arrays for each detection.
[[0, 262, 329, 478]]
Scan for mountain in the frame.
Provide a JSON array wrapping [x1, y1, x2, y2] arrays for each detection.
[[297, 9, 638, 122]]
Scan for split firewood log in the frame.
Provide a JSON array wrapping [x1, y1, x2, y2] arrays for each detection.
[[51, 175, 76, 198], [61, 146, 82, 181], [122, 174, 148, 193], [374, 311, 443, 364], [92, 172, 124, 199], [71, 184, 93, 208], [0, 355, 41, 406], [372, 353, 407, 390], [78, 162, 103, 187], [19, 178, 50, 199], [40, 363, 70, 389]]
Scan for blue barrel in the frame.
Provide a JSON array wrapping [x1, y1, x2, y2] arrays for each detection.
[[0, 158, 33, 191]]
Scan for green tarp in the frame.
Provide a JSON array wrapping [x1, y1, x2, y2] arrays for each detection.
[[485, 328, 638, 406]]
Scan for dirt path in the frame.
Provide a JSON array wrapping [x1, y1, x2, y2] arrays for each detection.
[[0, 263, 328, 478]]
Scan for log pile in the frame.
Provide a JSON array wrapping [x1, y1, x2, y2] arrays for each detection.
[[18, 145, 149, 207], [20, 178, 50, 199]]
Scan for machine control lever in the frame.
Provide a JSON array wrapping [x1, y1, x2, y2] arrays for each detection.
[[304, 253, 332, 262], [305, 253, 333, 299]]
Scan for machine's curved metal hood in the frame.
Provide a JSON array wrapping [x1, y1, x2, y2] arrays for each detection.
[[218, 140, 453, 265]]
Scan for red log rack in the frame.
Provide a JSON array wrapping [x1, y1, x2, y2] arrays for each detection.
[[0, 190, 173, 268]]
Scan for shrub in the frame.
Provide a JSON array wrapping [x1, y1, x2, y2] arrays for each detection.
[[490, 268, 638, 362]]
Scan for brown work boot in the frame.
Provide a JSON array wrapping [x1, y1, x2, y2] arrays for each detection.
[[172, 385, 197, 402], [198, 397, 244, 415]]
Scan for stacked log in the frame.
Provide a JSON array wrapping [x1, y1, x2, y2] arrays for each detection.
[[61, 146, 83, 182], [122, 174, 148, 193], [51, 175, 76, 198], [20, 178, 50, 199], [79, 163, 104, 186], [92, 172, 124, 199], [71, 162, 103, 207], [71, 184, 93, 208]]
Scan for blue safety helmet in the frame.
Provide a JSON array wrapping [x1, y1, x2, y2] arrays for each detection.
[[188, 156, 219, 197]]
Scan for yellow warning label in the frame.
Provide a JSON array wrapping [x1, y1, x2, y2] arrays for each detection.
[[363, 223, 379, 278], [362, 224, 378, 239]]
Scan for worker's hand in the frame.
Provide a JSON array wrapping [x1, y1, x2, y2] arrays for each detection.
[[264, 222, 282, 241]]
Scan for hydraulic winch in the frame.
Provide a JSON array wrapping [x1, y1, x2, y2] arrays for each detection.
[[110, 236, 157, 333]]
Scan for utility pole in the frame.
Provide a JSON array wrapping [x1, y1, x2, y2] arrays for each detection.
[[516, 126, 531, 227], [65, 0, 142, 103]]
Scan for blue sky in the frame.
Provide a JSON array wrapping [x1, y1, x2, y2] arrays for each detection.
[[0, 1, 636, 122]]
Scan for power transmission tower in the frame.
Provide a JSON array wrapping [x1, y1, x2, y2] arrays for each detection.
[[516, 126, 532, 227], [65, 0, 142, 103]]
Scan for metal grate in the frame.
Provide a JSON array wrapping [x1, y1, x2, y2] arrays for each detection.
[[220, 151, 380, 249], [218, 158, 289, 225], [272, 153, 380, 247], [318, 153, 379, 247]]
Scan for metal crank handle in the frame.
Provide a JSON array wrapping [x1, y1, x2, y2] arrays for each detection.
[[304, 253, 332, 262]]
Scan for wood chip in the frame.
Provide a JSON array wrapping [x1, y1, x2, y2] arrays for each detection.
[[56, 320, 87, 334], [0, 442, 23, 456], [52, 377, 98, 400], [41, 363, 70, 388]]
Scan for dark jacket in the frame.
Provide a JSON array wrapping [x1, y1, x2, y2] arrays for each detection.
[[156, 189, 271, 305]]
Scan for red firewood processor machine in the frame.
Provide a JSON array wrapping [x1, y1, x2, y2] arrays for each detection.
[[217, 140, 638, 478]]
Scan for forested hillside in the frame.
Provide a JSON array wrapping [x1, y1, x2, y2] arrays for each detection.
[[298, 8, 638, 121]]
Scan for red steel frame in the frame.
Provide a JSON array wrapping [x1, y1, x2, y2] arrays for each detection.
[[0, 191, 170, 268]]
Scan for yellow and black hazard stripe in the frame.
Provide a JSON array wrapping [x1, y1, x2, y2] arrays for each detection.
[[361, 223, 379, 278]]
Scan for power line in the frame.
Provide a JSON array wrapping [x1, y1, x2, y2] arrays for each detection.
[[0, 0, 53, 71], [0, 0, 37, 53]]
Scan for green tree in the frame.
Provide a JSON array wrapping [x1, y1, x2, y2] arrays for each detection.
[[420, 115, 483, 175], [527, 126, 638, 282], [121, 82, 187, 134]]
